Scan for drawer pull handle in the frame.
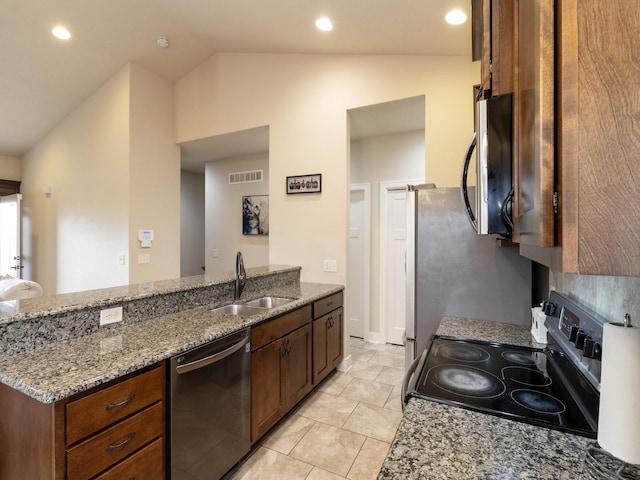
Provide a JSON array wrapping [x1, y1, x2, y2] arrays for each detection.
[[106, 432, 136, 451], [106, 393, 136, 411]]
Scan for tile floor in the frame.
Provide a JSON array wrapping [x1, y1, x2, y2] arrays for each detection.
[[231, 337, 405, 480]]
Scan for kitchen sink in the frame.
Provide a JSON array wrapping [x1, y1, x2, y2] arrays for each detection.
[[246, 296, 293, 309], [211, 304, 268, 316]]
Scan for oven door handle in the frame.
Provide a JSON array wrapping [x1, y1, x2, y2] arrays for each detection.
[[401, 353, 424, 412]]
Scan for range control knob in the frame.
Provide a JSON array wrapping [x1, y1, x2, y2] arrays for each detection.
[[575, 330, 587, 350], [542, 301, 558, 316], [569, 325, 580, 342], [583, 337, 596, 358]]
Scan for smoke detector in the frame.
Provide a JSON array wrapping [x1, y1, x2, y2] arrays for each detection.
[[156, 35, 170, 48]]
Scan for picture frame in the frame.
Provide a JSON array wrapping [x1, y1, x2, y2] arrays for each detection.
[[286, 174, 322, 194], [242, 195, 269, 235]]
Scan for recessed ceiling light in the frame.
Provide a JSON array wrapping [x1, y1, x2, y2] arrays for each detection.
[[315, 17, 333, 32], [445, 9, 467, 25], [156, 35, 170, 48], [52, 26, 71, 40]]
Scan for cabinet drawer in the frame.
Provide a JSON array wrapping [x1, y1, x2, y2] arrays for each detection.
[[313, 291, 343, 319], [66, 365, 164, 445], [252, 305, 312, 351], [67, 402, 164, 480], [94, 437, 164, 480]]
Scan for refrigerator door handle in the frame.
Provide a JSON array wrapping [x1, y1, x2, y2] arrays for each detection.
[[461, 132, 478, 232], [405, 187, 417, 342]]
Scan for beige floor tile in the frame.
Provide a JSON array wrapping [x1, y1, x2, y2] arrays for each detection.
[[347, 437, 391, 480], [339, 377, 393, 407], [374, 366, 404, 387], [346, 360, 384, 381], [261, 414, 315, 455], [367, 351, 405, 369], [289, 422, 366, 477], [317, 372, 353, 396], [383, 386, 403, 412], [233, 446, 313, 480], [342, 403, 402, 443], [296, 391, 359, 427], [349, 348, 376, 363], [307, 466, 348, 480]]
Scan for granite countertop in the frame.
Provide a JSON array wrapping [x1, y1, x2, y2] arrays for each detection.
[[0, 281, 342, 404], [378, 317, 593, 480]]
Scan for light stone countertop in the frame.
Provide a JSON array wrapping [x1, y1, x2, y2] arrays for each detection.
[[0, 280, 342, 403], [378, 316, 594, 480]]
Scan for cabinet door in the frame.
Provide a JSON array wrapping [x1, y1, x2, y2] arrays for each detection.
[[514, 0, 555, 247], [251, 338, 285, 443], [313, 308, 344, 384], [327, 308, 343, 370], [284, 324, 313, 407]]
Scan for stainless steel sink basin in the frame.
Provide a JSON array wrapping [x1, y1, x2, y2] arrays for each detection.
[[211, 304, 267, 316], [246, 296, 292, 309]]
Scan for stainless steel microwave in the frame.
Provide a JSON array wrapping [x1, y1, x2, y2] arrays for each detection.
[[461, 92, 513, 237]]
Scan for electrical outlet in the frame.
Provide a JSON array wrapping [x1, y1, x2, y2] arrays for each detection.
[[323, 259, 338, 272], [100, 306, 123, 326]]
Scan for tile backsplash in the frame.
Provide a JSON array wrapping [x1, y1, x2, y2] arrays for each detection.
[[549, 270, 640, 325]]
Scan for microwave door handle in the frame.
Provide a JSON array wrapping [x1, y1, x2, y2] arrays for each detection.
[[460, 132, 478, 232]]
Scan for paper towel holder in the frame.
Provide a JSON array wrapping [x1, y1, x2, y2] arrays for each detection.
[[624, 313, 632, 327]]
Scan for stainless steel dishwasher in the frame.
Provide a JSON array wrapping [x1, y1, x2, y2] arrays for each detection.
[[168, 327, 251, 480]]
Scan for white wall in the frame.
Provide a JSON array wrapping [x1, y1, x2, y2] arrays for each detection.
[[350, 130, 425, 334], [205, 152, 269, 274], [0, 156, 21, 181], [129, 64, 181, 284], [180, 170, 206, 277], [20, 63, 180, 295], [21, 66, 131, 294], [175, 53, 480, 286]]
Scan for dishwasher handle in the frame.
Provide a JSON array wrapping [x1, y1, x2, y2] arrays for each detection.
[[176, 335, 249, 375]]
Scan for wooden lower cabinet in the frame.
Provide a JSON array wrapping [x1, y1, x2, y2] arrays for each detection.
[[251, 322, 312, 443], [250, 291, 344, 443], [0, 363, 165, 479]]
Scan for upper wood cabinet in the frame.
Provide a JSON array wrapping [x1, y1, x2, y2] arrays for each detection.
[[516, 0, 640, 276], [474, 0, 515, 98]]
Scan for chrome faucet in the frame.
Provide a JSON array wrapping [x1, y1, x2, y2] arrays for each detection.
[[235, 251, 246, 301]]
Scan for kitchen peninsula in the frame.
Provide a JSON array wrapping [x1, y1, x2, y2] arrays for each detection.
[[0, 265, 343, 479], [378, 318, 593, 479]]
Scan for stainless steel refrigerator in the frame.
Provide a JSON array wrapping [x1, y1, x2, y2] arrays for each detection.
[[405, 185, 532, 370]]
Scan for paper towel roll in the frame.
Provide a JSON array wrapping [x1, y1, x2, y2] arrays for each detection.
[[597, 322, 640, 465]]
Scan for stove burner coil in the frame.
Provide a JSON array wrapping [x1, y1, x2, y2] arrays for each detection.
[[436, 343, 490, 363], [502, 366, 553, 387], [427, 365, 506, 398], [510, 389, 566, 415]]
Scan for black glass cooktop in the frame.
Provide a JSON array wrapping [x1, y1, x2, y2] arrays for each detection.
[[407, 336, 600, 438]]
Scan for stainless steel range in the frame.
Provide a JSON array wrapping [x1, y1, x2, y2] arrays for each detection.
[[403, 292, 604, 438]]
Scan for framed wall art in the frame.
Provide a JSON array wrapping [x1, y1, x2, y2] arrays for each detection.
[[242, 195, 269, 235], [286, 174, 322, 194]]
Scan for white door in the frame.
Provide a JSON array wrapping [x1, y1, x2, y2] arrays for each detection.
[[379, 179, 422, 345], [348, 184, 370, 338], [0, 194, 22, 278]]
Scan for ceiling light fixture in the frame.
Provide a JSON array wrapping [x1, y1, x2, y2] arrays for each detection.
[[156, 35, 170, 48], [445, 9, 467, 25], [52, 26, 71, 40], [315, 17, 333, 32]]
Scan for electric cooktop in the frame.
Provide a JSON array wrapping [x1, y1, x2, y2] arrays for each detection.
[[406, 336, 600, 438]]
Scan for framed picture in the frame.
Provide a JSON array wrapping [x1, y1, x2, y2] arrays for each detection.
[[242, 195, 269, 235], [286, 174, 322, 194]]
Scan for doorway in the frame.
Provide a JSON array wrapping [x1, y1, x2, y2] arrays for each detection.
[[348, 96, 426, 344], [0, 194, 22, 278]]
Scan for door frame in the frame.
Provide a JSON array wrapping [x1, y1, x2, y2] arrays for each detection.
[[378, 179, 423, 344], [348, 183, 371, 340]]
